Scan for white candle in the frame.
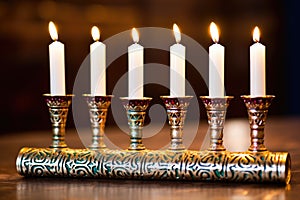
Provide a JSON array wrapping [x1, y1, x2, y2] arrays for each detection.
[[209, 22, 224, 97], [128, 28, 144, 98], [90, 26, 106, 96], [250, 26, 266, 96], [170, 23, 185, 97], [48, 21, 65, 95]]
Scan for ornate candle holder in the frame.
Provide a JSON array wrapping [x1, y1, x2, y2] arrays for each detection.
[[160, 96, 193, 150], [16, 94, 291, 184], [201, 96, 234, 151], [241, 95, 275, 152], [43, 94, 74, 148], [120, 97, 152, 151], [83, 95, 113, 150]]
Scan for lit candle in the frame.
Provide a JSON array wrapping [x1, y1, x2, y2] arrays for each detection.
[[170, 23, 185, 97], [250, 26, 266, 96], [48, 21, 65, 95], [128, 28, 144, 98], [209, 22, 224, 97], [90, 26, 106, 96]]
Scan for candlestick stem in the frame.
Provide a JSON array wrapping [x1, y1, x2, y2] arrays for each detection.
[[84, 95, 112, 150], [44, 94, 73, 148], [201, 96, 233, 151], [121, 98, 152, 150], [241, 95, 275, 152]]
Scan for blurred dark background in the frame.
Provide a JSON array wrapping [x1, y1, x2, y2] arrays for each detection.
[[0, 0, 299, 134]]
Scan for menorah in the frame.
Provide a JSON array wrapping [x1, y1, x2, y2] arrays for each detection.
[[16, 94, 291, 184]]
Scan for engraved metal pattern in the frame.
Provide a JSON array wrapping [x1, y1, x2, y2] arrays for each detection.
[[241, 95, 275, 152], [84, 95, 113, 150], [201, 96, 234, 151], [43, 94, 73, 148], [120, 98, 152, 150], [16, 147, 291, 184], [161, 96, 193, 150]]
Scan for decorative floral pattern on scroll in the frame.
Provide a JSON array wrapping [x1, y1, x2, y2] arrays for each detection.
[[17, 148, 285, 182]]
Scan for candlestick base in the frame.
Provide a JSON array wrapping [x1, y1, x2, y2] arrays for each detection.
[[160, 96, 193, 151], [201, 96, 233, 151], [120, 97, 152, 151], [84, 95, 113, 150], [241, 95, 275, 152], [43, 94, 74, 149]]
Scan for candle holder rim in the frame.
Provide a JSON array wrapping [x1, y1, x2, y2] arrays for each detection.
[[43, 94, 75, 97], [119, 97, 152, 101], [82, 94, 114, 98], [240, 95, 275, 99], [160, 95, 194, 99], [200, 96, 234, 99]]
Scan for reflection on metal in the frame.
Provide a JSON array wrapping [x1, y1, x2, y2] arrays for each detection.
[[15, 95, 291, 184], [15, 176, 289, 200], [16, 147, 291, 184]]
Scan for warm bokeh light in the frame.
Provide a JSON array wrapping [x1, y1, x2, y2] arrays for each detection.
[[91, 26, 100, 41], [253, 26, 260, 42], [173, 23, 181, 43], [210, 22, 219, 43], [48, 21, 58, 41], [131, 28, 139, 43]]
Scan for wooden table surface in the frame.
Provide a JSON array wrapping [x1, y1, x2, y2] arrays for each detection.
[[1, 117, 300, 200]]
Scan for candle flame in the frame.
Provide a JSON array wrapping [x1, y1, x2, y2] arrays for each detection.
[[132, 28, 139, 43], [48, 21, 58, 41], [253, 26, 260, 42], [210, 22, 219, 43], [173, 23, 181, 43], [91, 26, 100, 41]]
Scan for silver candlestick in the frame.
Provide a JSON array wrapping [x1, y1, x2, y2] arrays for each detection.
[[160, 96, 193, 150], [120, 97, 152, 151], [201, 96, 234, 151], [84, 95, 113, 150], [241, 95, 275, 152], [43, 94, 74, 149]]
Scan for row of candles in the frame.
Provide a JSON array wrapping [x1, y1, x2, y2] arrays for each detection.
[[48, 21, 266, 98]]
